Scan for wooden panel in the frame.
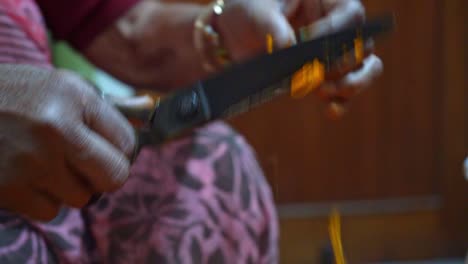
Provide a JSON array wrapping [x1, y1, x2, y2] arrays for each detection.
[[228, 0, 442, 203], [439, 0, 468, 255], [279, 210, 452, 264]]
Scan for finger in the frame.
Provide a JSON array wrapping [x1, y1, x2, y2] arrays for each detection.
[[28, 125, 94, 209], [51, 69, 136, 158], [329, 39, 375, 76], [281, 0, 302, 17], [84, 94, 136, 158], [335, 54, 383, 98], [218, 0, 296, 60], [0, 185, 61, 221], [322, 0, 365, 26], [107, 95, 156, 127], [363, 38, 375, 54], [34, 165, 94, 209], [301, 0, 365, 38], [267, 10, 298, 49], [317, 54, 382, 99], [65, 124, 131, 193], [285, 0, 323, 28]]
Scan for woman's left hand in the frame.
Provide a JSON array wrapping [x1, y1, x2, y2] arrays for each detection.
[[284, 0, 384, 118], [87, 0, 383, 120], [216, 0, 383, 118]]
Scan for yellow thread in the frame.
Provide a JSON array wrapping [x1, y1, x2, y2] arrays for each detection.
[[290, 59, 325, 98], [354, 37, 363, 63], [290, 64, 311, 98], [266, 34, 274, 54], [329, 209, 345, 264], [329, 208, 346, 264], [311, 59, 325, 84]]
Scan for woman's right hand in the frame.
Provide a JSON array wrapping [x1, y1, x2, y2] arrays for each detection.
[[214, 0, 296, 62], [0, 64, 135, 221]]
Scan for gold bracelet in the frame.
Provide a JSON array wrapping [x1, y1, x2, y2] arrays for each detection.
[[193, 0, 231, 72]]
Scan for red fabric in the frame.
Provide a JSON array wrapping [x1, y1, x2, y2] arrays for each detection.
[[36, 0, 141, 50]]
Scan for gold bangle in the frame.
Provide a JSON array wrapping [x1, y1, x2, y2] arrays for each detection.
[[193, 0, 231, 72]]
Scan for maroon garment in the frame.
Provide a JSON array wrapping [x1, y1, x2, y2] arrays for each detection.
[[36, 0, 140, 50]]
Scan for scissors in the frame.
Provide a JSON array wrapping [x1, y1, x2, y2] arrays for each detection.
[[120, 14, 394, 152], [88, 14, 395, 205]]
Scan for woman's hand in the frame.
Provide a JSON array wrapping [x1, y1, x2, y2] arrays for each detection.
[[215, 0, 296, 62], [287, 0, 383, 118], [0, 65, 135, 221], [216, 0, 383, 118], [85, 0, 382, 119]]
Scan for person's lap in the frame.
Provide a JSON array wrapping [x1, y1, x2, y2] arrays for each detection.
[[0, 122, 278, 264]]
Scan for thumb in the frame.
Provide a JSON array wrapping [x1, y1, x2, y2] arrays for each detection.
[[217, 0, 295, 61], [267, 10, 297, 50]]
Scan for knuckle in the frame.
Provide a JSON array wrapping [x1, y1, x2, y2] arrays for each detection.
[[52, 70, 98, 100], [53, 69, 82, 85], [52, 70, 80, 89]]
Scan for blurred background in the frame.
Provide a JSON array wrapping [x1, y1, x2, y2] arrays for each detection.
[[226, 0, 467, 263]]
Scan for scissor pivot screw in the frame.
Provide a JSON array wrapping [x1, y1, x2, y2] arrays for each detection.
[[177, 91, 199, 120]]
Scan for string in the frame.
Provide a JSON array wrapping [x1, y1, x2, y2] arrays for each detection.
[[329, 207, 346, 264], [266, 34, 274, 54]]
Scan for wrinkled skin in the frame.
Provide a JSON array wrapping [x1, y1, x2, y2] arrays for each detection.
[[0, 65, 135, 221]]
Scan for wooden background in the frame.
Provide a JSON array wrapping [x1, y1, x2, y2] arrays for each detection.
[[225, 0, 467, 262]]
